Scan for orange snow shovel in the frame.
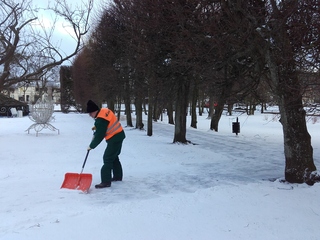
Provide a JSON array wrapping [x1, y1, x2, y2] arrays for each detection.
[[61, 150, 92, 192]]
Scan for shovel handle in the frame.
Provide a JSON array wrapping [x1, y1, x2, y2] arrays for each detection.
[[81, 150, 90, 173]]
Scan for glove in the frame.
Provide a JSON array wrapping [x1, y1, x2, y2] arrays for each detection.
[[87, 147, 92, 151], [92, 126, 96, 131]]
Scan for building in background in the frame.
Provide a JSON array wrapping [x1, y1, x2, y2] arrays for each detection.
[[8, 83, 60, 104]]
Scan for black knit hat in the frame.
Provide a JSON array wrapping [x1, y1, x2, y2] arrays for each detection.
[[86, 100, 100, 113]]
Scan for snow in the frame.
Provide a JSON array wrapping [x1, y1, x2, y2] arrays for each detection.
[[1, 109, 319, 240]]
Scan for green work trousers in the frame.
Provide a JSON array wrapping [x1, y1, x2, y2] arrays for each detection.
[[101, 138, 124, 183]]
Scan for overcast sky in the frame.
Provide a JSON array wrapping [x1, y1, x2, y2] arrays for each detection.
[[30, 0, 107, 59]]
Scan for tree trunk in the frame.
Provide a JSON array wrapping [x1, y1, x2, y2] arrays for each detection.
[[207, 94, 214, 119], [198, 98, 203, 116], [279, 98, 316, 184], [260, 102, 264, 114], [135, 97, 144, 129], [143, 98, 148, 115], [124, 97, 133, 127], [153, 96, 158, 122], [198, 90, 205, 116], [190, 84, 198, 129], [227, 103, 233, 116], [147, 92, 153, 136], [173, 78, 190, 143], [116, 96, 121, 120], [107, 99, 115, 112], [122, 75, 132, 126], [210, 71, 233, 132], [266, 49, 316, 184], [210, 101, 224, 132], [167, 102, 174, 125]]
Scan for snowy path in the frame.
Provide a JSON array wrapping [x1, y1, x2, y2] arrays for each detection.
[[82, 116, 285, 205]]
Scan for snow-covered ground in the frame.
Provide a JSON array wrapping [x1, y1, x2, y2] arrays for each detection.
[[1, 108, 319, 240]]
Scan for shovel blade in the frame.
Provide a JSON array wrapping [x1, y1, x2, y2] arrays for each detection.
[[77, 173, 93, 192], [61, 173, 80, 189], [61, 173, 92, 192]]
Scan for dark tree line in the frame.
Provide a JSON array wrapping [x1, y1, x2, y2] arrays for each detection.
[[70, 0, 320, 184]]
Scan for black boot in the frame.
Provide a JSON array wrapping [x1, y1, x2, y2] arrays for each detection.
[[95, 182, 111, 188]]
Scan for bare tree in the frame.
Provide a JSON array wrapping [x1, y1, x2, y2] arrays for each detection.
[[261, 0, 319, 184], [0, 0, 93, 92]]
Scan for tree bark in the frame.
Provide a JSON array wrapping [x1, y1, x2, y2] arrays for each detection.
[[147, 91, 153, 136], [266, 49, 316, 184], [279, 97, 316, 183], [124, 81, 133, 127], [210, 102, 224, 132], [210, 68, 233, 132], [173, 78, 190, 143], [135, 97, 144, 129], [190, 84, 198, 129], [167, 103, 174, 125]]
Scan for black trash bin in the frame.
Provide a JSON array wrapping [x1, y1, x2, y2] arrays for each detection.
[[232, 117, 240, 135]]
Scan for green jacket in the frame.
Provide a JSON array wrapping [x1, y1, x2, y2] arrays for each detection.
[[89, 115, 125, 149]]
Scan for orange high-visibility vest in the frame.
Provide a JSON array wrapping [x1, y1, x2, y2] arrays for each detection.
[[96, 108, 123, 140]]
